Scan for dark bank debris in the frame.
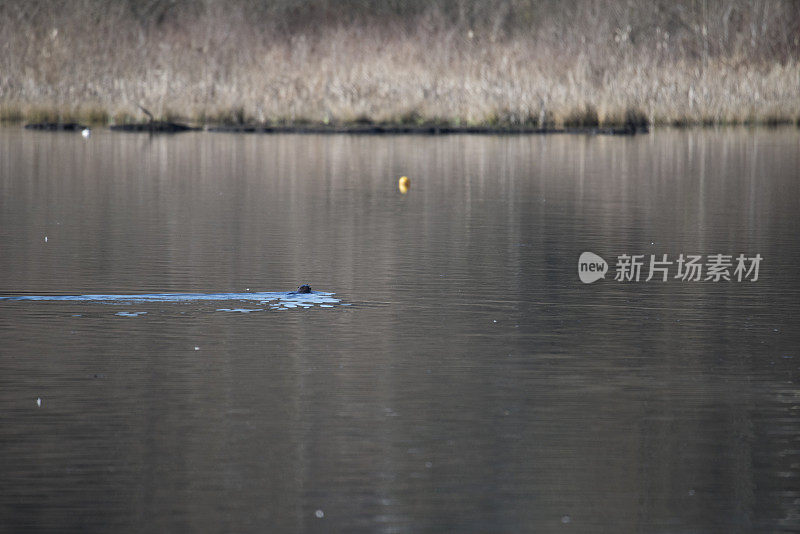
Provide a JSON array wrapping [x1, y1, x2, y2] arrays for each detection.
[[24, 122, 88, 131]]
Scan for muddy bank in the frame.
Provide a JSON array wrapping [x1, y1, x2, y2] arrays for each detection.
[[109, 121, 198, 133], [206, 123, 649, 135], [20, 122, 649, 136]]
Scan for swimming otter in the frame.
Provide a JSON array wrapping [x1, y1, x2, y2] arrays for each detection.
[[294, 284, 312, 294]]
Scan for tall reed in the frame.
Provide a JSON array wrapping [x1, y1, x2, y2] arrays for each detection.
[[1, 0, 797, 126]]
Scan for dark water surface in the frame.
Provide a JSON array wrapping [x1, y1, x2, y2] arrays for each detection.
[[1, 128, 798, 533]]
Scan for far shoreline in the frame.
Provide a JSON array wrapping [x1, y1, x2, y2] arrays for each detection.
[[15, 117, 800, 136], [4, 1, 798, 136]]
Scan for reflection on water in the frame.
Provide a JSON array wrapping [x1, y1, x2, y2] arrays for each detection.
[[0, 128, 799, 533]]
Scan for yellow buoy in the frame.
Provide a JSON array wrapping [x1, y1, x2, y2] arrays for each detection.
[[398, 176, 410, 194]]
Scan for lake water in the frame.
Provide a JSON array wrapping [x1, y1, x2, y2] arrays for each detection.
[[1, 128, 798, 533]]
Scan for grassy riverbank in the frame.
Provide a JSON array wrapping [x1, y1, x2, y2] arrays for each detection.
[[1, 0, 798, 128]]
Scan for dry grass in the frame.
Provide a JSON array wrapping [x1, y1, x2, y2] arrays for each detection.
[[0, 0, 798, 127]]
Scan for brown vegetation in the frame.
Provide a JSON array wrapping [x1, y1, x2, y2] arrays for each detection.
[[1, 0, 798, 128]]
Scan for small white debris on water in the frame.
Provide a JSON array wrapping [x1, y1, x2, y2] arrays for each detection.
[[561, 515, 571, 524], [194, 346, 200, 351], [36, 398, 41, 407], [315, 510, 324, 518], [44, 236, 48, 242], [688, 489, 695, 496], [81, 128, 91, 138], [425, 462, 432, 468]]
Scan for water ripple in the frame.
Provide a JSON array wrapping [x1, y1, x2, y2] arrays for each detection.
[[0, 291, 341, 308]]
